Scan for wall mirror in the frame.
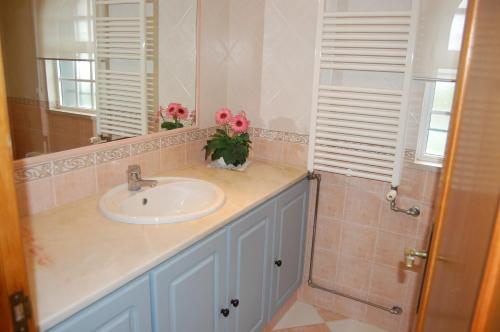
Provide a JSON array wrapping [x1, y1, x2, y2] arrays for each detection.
[[0, 0, 198, 160]]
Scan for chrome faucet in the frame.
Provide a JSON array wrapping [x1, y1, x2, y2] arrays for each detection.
[[127, 165, 158, 191]]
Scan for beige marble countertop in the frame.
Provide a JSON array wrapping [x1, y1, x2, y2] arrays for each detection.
[[22, 161, 307, 331]]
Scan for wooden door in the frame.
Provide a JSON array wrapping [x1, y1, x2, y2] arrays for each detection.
[[415, 0, 500, 331], [270, 180, 308, 318], [0, 37, 35, 331], [228, 200, 274, 332], [150, 229, 227, 332]]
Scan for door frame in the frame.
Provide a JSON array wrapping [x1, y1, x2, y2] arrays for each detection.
[[0, 36, 36, 331]]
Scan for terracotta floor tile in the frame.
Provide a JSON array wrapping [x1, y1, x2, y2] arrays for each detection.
[[315, 307, 346, 321], [274, 323, 331, 332]]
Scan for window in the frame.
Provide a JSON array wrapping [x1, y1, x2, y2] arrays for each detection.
[[57, 60, 96, 111], [416, 81, 455, 166], [46, 59, 96, 116]]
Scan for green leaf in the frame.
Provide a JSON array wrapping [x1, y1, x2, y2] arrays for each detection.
[[161, 121, 184, 130], [203, 131, 251, 166]]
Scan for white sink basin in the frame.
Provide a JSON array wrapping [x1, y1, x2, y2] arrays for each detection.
[[99, 177, 225, 224]]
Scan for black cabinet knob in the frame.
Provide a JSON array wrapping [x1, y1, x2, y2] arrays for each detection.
[[274, 260, 282, 267], [220, 308, 230, 317], [230, 299, 240, 307]]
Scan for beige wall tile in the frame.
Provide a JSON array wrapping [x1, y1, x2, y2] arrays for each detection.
[[364, 304, 402, 332], [53, 167, 97, 206], [331, 285, 368, 321], [369, 264, 407, 303], [398, 166, 427, 200], [336, 255, 372, 291], [317, 184, 346, 220], [252, 137, 284, 163], [96, 158, 131, 193], [422, 169, 441, 203], [186, 140, 207, 166], [315, 217, 341, 252], [160, 144, 188, 172], [343, 187, 381, 227], [347, 176, 388, 196], [379, 201, 419, 238], [339, 223, 377, 260], [374, 231, 417, 268], [130, 151, 161, 178], [283, 142, 308, 168], [16, 178, 55, 217], [318, 171, 347, 186], [312, 248, 338, 283]]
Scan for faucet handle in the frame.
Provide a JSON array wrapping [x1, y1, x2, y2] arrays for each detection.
[[128, 165, 141, 178]]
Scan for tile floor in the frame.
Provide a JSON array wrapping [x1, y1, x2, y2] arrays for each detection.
[[272, 301, 388, 332]]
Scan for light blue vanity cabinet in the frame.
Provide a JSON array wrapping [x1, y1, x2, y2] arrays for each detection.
[[48, 275, 152, 332], [46, 179, 308, 332], [227, 200, 275, 332], [150, 229, 228, 332], [269, 180, 309, 319]]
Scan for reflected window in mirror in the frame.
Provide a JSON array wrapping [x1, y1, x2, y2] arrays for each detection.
[[45, 60, 97, 116]]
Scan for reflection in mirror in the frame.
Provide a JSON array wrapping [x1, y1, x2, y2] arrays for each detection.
[[0, 0, 198, 160]]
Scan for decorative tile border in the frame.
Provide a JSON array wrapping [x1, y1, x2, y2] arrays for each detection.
[[186, 128, 208, 142], [14, 163, 52, 183], [131, 139, 160, 155], [96, 146, 131, 164], [13, 127, 309, 184], [204, 127, 309, 145], [251, 127, 309, 145], [53, 154, 95, 175], [283, 132, 309, 144], [161, 133, 186, 147], [253, 128, 285, 141]]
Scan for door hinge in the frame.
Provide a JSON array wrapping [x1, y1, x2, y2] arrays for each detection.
[[9, 290, 32, 332]]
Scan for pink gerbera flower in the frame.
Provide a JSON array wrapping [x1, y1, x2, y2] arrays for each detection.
[[167, 103, 181, 118], [215, 108, 233, 125], [230, 112, 250, 133], [177, 106, 189, 120]]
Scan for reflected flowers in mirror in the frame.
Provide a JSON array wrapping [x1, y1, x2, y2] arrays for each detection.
[[158, 103, 194, 130]]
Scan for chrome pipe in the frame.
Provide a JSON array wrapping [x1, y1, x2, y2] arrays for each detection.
[[306, 171, 403, 315]]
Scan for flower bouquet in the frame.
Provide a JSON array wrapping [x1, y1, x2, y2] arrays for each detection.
[[159, 103, 191, 130], [204, 108, 251, 169]]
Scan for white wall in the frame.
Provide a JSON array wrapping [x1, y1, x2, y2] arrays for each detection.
[[258, 0, 318, 134], [216, 0, 318, 134], [197, 0, 230, 129], [226, 0, 265, 120], [158, 0, 197, 111], [214, 0, 432, 145]]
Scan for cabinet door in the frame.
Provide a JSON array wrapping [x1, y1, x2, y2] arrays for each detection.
[[150, 229, 227, 332], [49, 275, 151, 332], [228, 201, 275, 332], [269, 180, 308, 317]]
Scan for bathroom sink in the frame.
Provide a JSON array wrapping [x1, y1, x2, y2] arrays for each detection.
[[99, 177, 225, 224]]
